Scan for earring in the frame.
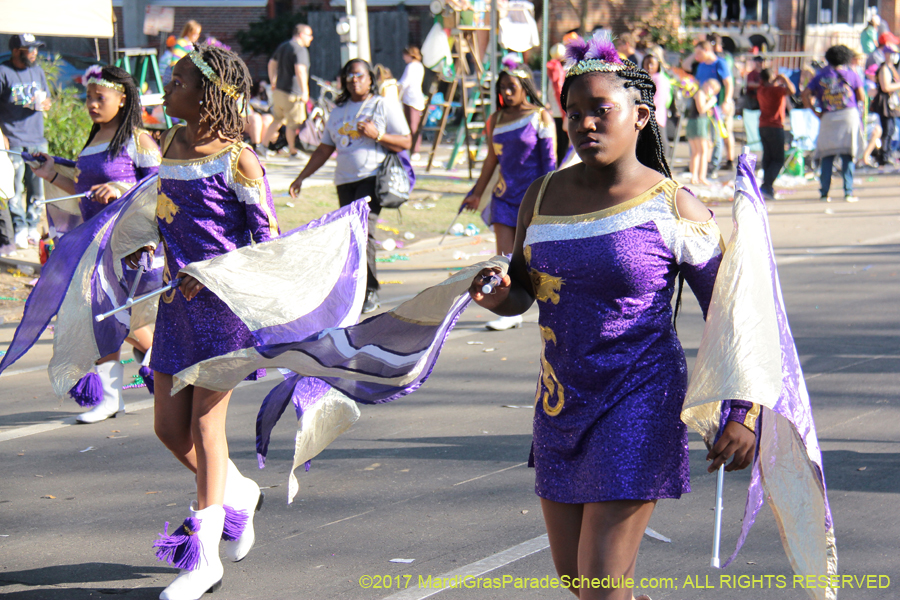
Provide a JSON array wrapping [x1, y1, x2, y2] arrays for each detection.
[[199, 99, 205, 105]]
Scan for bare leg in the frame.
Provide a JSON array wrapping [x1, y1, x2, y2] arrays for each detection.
[[688, 139, 701, 184], [863, 124, 882, 165], [123, 325, 153, 354], [698, 140, 711, 185], [494, 223, 516, 255], [96, 350, 120, 365], [541, 498, 657, 600], [261, 114, 276, 143], [153, 372, 198, 473], [245, 113, 263, 145], [262, 119, 284, 153], [191, 386, 232, 508]]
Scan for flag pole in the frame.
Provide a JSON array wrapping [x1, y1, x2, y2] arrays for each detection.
[[95, 278, 182, 323], [711, 462, 725, 567]]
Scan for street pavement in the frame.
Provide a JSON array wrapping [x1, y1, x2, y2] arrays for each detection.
[[1, 160, 899, 600]]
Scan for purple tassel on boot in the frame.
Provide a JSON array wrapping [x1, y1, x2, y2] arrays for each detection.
[[69, 372, 103, 407], [153, 517, 203, 570], [222, 505, 249, 542], [139, 365, 155, 394]]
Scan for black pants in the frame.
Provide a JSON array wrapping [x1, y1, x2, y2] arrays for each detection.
[[759, 126, 785, 194], [878, 112, 895, 165], [337, 176, 381, 292]]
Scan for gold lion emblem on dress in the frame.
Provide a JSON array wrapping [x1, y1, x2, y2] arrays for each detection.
[[537, 325, 565, 416], [530, 269, 564, 304], [156, 193, 179, 224]]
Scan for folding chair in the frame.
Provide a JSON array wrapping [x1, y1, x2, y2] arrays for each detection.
[[741, 109, 763, 152]]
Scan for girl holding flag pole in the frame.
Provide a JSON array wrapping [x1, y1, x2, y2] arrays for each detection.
[[30, 65, 161, 423], [126, 44, 278, 600]]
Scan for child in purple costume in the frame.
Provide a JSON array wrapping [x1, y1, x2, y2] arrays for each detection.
[[470, 37, 758, 600], [128, 45, 276, 600], [464, 65, 555, 331], [33, 66, 161, 423]]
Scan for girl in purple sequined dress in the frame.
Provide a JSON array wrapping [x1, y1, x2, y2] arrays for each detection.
[[469, 36, 757, 600], [32, 66, 161, 424], [127, 46, 277, 600], [463, 64, 556, 330]]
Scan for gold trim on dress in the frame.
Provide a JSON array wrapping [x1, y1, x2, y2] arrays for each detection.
[[230, 144, 278, 239], [743, 403, 761, 433], [532, 178, 675, 224]]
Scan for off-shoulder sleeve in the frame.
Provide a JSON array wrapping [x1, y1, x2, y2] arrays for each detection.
[[228, 145, 279, 244], [671, 189, 758, 432], [127, 131, 162, 180]]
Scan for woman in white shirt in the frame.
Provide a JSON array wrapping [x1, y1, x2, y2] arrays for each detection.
[[399, 47, 427, 158]]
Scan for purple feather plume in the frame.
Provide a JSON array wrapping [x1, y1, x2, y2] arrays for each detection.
[[222, 505, 248, 542], [139, 365, 155, 395], [564, 33, 621, 68], [501, 55, 520, 70], [154, 517, 203, 570], [69, 371, 103, 407]]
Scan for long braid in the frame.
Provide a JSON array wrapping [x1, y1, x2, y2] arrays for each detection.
[[82, 66, 143, 159], [618, 65, 671, 179], [194, 44, 252, 140]]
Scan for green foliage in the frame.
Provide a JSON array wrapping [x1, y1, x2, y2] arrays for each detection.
[[39, 55, 92, 160], [632, 0, 695, 54], [236, 11, 308, 58]]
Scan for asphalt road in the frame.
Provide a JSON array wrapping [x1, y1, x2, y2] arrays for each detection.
[[1, 175, 899, 600]]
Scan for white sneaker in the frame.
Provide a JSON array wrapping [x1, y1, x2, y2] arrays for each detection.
[[14, 229, 28, 249], [844, 195, 859, 203], [819, 196, 831, 203], [485, 315, 523, 331], [76, 361, 125, 424]]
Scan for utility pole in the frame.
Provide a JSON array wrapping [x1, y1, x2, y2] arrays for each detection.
[[351, 0, 371, 62]]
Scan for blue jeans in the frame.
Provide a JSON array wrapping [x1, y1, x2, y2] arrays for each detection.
[[819, 154, 853, 197], [9, 143, 47, 232], [710, 121, 724, 168]]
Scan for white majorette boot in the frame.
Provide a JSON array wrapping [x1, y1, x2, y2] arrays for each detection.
[[485, 315, 523, 331], [156, 503, 225, 600], [222, 460, 264, 562], [76, 360, 125, 423]]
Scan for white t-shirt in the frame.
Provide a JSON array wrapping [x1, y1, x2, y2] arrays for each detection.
[[398, 61, 427, 111], [322, 95, 411, 185]]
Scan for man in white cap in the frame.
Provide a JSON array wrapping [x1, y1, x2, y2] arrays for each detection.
[[0, 34, 51, 248]]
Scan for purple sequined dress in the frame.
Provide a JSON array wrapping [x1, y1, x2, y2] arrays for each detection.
[[74, 130, 161, 221], [150, 127, 279, 376], [486, 109, 556, 228], [524, 177, 727, 504]]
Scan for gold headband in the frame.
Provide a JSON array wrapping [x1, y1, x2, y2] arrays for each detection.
[[85, 77, 125, 93], [188, 50, 242, 102], [565, 59, 628, 79], [503, 67, 531, 80]]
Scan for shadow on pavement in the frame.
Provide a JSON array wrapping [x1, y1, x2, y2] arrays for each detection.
[[0, 562, 170, 589]]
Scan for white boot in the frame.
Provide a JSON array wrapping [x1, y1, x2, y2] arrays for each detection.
[[159, 503, 225, 600], [76, 361, 125, 423], [222, 460, 263, 562], [485, 315, 523, 331]]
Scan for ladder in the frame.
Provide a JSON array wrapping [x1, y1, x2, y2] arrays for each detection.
[[424, 25, 491, 178], [115, 48, 172, 129]]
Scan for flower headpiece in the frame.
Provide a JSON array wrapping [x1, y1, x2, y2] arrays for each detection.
[[501, 55, 531, 80], [563, 33, 628, 78], [188, 50, 242, 102], [83, 65, 125, 93]]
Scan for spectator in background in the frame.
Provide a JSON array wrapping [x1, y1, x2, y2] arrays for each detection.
[[866, 31, 900, 70], [0, 34, 51, 249], [861, 16, 881, 55], [871, 40, 900, 166], [264, 24, 314, 159], [398, 46, 426, 161], [642, 54, 671, 158], [375, 64, 400, 103], [161, 20, 202, 84], [692, 40, 733, 176], [802, 45, 865, 203], [757, 69, 795, 200], [615, 32, 642, 66], [743, 56, 764, 110], [546, 43, 568, 164], [709, 33, 736, 170]]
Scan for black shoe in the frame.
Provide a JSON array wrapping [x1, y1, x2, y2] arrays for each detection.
[[362, 290, 380, 314], [722, 160, 734, 170]]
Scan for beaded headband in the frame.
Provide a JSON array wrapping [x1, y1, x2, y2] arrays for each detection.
[[563, 33, 628, 79], [83, 65, 125, 93], [188, 50, 243, 102], [500, 55, 531, 80]]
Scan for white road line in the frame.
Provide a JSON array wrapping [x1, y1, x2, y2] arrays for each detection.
[[0, 377, 273, 444], [382, 534, 550, 600], [776, 230, 900, 265], [453, 462, 526, 486], [0, 365, 46, 378]]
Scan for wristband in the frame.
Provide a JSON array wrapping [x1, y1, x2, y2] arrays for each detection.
[[375, 131, 384, 143], [50, 173, 58, 184]]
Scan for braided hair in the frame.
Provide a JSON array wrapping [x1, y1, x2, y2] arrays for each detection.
[[496, 64, 545, 109], [193, 43, 252, 140], [83, 66, 142, 160], [560, 37, 671, 179]]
